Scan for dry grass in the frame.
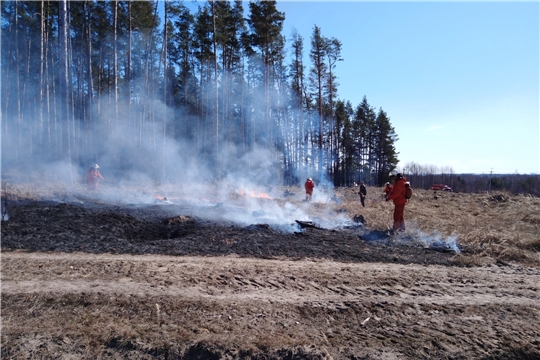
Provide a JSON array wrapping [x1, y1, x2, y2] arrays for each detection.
[[1, 180, 82, 202], [2, 181, 539, 266], [339, 186, 540, 266]]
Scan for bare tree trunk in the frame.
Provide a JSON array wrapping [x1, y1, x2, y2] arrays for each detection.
[[183, 47, 189, 139], [127, 0, 134, 168], [45, 6, 52, 148], [127, 1, 132, 106], [161, 0, 168, 180], [67, 0, 78, 172], [39, 0, 46, 151], [211, 0, 219, 173], [143, 0, 159, 157], [24, 36, 32, 153], [15, 1, 22, 160], [114, 0, 119, 120], [240, 56, 246, 153], [265, 52, 270, 148], [58, 0, 71, 161], [83, 0, 94, 163], [160, 0, 167, 106], [1, 2, 15, 152]]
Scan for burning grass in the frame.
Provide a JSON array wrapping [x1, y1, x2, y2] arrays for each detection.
[[2, 180, 539, 266]]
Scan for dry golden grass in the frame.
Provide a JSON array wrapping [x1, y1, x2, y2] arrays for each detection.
[[338, 186, 540, 266], [1, 180, 83, 202]]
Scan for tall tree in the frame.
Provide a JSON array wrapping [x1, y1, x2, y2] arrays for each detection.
[[308, 25, 327, 179], [167, 0, 195, 139], [58, 0, 71, 161], [193, 4, 214, 158], [246, 0, 285, 147], [210, 0, 219, 161], [324, 37, 342, 182], [214, 0, 245, 145], [288, 27, 306, 184], [374, 108, 398, 186], [353, 96, 377, 184]]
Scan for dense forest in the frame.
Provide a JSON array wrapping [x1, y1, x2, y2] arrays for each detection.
[[2, 0, 538, 196], [1, 0, 399, 187]]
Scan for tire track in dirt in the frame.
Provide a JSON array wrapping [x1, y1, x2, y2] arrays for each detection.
[[3, 251, 539, 307]]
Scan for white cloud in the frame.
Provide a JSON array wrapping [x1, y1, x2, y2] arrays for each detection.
[[422, 125, 445, 133]]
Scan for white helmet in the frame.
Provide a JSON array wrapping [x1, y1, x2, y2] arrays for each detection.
[[93, 164, 100, 169], [385, 182, 390, 186], [389, 169, 398, 177]]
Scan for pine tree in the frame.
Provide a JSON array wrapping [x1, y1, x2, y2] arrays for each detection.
[[167, 1, 195, 139], [246, 0, 285, 147], [324, 37, 342, 184], [308, 25, 327, 180], [288, 28, 307, 184], [0, 0, 405, 188], [374, 108, 398, 186]]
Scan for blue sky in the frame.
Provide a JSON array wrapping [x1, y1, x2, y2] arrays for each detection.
[[185, 1, 539, 174], [276, 1, 539, 174]]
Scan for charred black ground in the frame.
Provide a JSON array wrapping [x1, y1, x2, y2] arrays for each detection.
[[1, 198, 456, 266]]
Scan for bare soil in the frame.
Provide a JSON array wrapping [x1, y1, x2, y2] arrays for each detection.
[[2, 185, 540, 359]]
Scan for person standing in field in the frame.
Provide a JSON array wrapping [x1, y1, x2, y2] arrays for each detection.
[[86, 164, 105, 191], [386, 170, 407, 232], [358, 181, 367, 207], [304, 177, 315, 202], [383, 182, 393, 201]]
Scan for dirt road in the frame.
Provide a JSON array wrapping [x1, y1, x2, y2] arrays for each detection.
[[3, 251, 540, 359]]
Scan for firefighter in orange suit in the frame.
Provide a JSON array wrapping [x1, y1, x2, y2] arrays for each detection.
[[304, 177, 315, 202], [86, 164, 104, 191], [386, 170, 407, 232], [382, 182, 393, 201]]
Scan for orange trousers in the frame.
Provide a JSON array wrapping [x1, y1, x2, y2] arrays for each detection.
[[393, 203, 406, 231]]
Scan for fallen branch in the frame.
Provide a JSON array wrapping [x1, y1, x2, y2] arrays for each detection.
[[295, 220, 325, 230]]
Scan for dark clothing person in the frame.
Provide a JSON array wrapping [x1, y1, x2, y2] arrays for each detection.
[[358, 182, 367, 207], [304, 178, 315, 202], [386, 173, 407, 232]]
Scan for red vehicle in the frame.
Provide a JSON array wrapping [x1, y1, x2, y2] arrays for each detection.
[[431, 184, 453, 192]]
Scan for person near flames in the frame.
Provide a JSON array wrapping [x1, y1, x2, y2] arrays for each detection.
[[382, 182, 393, 201], [86, 164, 105, 191], [358, 181, 367, 207], [304, 177, 315, 202], [386, 170, 407, 232]]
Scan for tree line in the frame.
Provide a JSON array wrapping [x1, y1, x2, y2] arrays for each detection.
[[1, 0, 399, 187], [403, 162, 540, 196]]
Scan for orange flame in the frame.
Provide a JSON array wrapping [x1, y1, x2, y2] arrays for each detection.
[[236, 189, 270, 199], [251, 190, 270, 199]]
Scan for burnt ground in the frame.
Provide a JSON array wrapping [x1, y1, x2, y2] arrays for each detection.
[[1, 192, 540, 359]]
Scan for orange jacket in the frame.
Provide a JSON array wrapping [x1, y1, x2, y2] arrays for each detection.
[[387, 176, 407, 205]]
